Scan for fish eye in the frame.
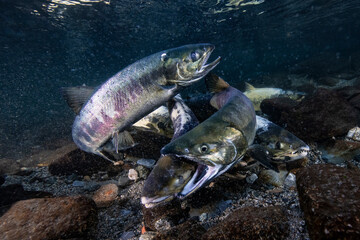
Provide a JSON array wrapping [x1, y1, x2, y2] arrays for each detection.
[[161, 53, 168, 62], [199, 144, 209, 153], [275, 141, 282, 149], [190, 51, 200, 62]]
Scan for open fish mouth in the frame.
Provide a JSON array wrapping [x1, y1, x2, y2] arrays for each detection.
[[272, 145, 310, 162], [141, 195, 173, 208], [175, 155, 237, 199], [175, 48, 221, 86]]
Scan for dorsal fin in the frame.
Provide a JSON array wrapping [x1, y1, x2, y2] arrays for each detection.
[[244, 82, 256, 91], [205, 73, 230, 93], [61, 86, 95, 114]]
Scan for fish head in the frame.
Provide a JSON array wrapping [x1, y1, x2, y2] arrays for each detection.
[[162, 44, 221, 86], [141, 155, 196, 208], [161, 124, 248, 198], [270, 142, 310, 162], [257, 128, 310, 161]]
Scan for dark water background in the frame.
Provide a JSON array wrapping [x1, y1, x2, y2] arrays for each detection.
[[1, 0, 359, 160]]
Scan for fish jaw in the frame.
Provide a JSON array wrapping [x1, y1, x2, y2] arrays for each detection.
[[141, 195, 173, 209], [167, 44, 221, 86], [178, 157, 241, 199], [141, 155, 196, 208], [272, 145, 310, 162]]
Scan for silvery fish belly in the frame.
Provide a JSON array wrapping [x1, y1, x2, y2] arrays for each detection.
[[255, 115, 310, 161], [71, 44, 221, 160]]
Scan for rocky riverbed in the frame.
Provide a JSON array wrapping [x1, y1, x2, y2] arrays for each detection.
[[1, 73, 360, 240]]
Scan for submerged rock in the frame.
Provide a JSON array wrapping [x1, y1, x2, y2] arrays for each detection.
[[128, 169, 139, 181], [137, 158, 156, 168], [202, 206, 289, 240], [142, 200, 189, 231], [92, 183, 119, 208], [154, 218, 206, 240], [260, 97, 298, 123], [0, 196, 98, 240], [281, 88, 359, 142], [296, 164, 360, 239], [0, 184, 52, 217]]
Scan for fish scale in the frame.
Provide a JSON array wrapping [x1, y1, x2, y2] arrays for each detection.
[[70, 44, 221, 161]]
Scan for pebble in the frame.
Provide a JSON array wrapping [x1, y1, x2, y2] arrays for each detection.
[[83, 182, 100, 192], [139, 231, 157, 240], [83, 175, 91, 181], [246, 173, 258, 184], [118, 175, 130, 187], [92, 183, 119, 208], [284, 173, 296, 188], [199, 212, 208, 222], [346, 126, 360, 141], [137, 158, 156, 168], [136, 165, 150, 179], [72, 180, 85, 187], [154, 218, 173, 232], [120, 231, 135, 240], [128, 169, 139, 181]]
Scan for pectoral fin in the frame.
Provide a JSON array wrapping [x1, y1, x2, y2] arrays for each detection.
[[61, 86, 95, 114], [112, 130, 137, 153], [247, 144, 279, 172]]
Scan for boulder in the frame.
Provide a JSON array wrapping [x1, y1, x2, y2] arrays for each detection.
[[0, 184, 52, 217], [0, 196, 98, 240], [260, 97, 299, 123], [142, 200, 189, 231], [281, 88, 359, 142], [202, 206, 289, 240], [296, 164, 360, 239], [154, 218, 206, 240]]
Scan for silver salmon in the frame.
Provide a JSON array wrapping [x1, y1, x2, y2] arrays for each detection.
[[70, 44, 221, 161], [161, 74, 256, 197]]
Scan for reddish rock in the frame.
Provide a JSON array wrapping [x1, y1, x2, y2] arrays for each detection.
[[296, 164, 360, 239], [202, 206, 289, 240], [154, 218, 206, 240], [281, 88, 359, 142], [92, 183, 119, 208], [260, 97, 299, 123], [0, 196, 97, 240], [142, 200, 189, 231]]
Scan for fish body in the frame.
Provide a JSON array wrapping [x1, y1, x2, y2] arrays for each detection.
[[161, 75, 256, 197], [71, 44, 220, 160], [255, 115, 310, 161], [141, 95, 199, 208], [132, 106, 173, 138], [244, 82, 305, 111]]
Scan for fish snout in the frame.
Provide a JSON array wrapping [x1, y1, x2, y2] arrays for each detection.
[[161, 142, 189, 156]]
